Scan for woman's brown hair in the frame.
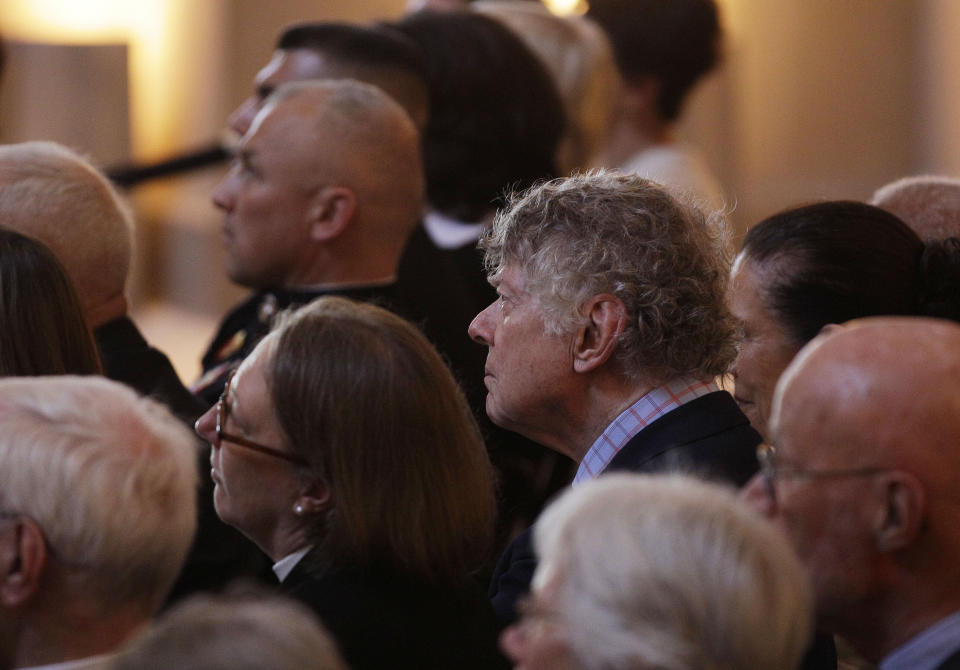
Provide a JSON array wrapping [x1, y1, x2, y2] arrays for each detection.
[[0, 226, 101, 376], [269, 296, 496, 588]]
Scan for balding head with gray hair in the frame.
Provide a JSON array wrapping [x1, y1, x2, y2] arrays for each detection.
[[871, 175, 960, 241], [0, 142, 133, 326], [0, 376, 197, 667]]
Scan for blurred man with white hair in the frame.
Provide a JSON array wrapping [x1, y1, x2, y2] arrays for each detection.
[[0, 376, 197, 669], [502, 473, 812, 670], [743, 317, 960, 668]]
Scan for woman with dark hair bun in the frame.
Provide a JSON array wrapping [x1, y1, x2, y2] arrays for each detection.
[[727, 200, 960, 439], [0, 226, 101, 376]]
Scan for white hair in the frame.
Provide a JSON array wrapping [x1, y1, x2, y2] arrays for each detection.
[[110, 591, 347, 670], [0, 376, 197, 613], [534, 474, 812, 670], [0, 141, 133, 314]]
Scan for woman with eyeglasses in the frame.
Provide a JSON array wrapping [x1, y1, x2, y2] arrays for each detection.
[[726, 200, 960, 441], [194, 296, 506, 670]]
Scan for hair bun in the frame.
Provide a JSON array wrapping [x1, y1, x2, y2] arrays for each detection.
[[918, 237, 960, 321]]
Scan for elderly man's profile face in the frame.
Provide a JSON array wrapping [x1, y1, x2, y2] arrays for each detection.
[[229, 49, 331, 137], [212, 102, 324, 289], [743, 367, 880, 628], [468, 265, 575, 447]]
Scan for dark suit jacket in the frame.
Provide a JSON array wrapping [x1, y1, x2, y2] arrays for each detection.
[[95, 315, 271, 604], [95, 315, 207, 425], [939, 647, 960, 670], [281, 555, 508, 670], [488, 390, 760, 625]]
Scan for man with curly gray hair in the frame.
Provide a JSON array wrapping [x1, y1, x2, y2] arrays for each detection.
[[472, 170, 760, 624]]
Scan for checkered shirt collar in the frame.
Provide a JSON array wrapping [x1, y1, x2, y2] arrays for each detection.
[[573, 376, 719, 485]]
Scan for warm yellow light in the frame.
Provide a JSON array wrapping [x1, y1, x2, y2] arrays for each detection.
[[542, 0, 589, 17], [0, 0, 184, 160]]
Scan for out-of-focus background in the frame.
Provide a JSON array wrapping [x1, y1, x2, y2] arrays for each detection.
[[1, 0, 958, 380]]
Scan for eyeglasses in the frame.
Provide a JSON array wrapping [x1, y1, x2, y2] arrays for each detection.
[[757, 443, 889, 504], [215, 369, 309, 467]]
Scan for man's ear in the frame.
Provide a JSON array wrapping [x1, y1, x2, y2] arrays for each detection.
[[573, 294, 627, 373], [0, 517, 47, 608], [872, 471, 925, 553], [308, 186, 357, 243]]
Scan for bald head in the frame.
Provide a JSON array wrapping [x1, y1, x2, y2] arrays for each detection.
[[871, 175, 960, 241], [264, 80, 423, 244], [0, 142, 132, 325], [774, 317, 960, 475], [213, 80, 422, 289], [759, 317, 960, 658]]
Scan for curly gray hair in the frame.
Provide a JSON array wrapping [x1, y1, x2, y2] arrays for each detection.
[[479, 169, 737, 380]]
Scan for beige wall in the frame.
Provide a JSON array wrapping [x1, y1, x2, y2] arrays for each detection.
[[681, 0, 921, 234]]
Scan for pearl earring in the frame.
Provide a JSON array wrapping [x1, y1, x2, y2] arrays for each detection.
[[294, 504, 304, 515]]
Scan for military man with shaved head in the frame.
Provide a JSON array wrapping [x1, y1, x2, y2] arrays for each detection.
[[194, 79, 424, 403]]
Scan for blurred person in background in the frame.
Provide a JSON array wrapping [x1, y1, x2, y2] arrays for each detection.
[[872, 175, 960, 241], [472, 1, 621, 175], [588, 0, 726, 211]]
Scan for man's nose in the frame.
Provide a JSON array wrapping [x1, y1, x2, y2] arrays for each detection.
[[195, 405, 218, 446], [228, 97, 258, 137], [468, 301, 497, 346], [212, 175, 235, 212], [498, 622, 526, 666]]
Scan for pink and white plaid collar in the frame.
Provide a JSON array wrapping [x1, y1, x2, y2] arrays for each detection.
[[574, 376, 719, 485]]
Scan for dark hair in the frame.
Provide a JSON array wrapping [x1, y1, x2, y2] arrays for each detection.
[[587, 0, 721, 121], [278, 22, 426, 78], [741, 201, 960, 346], [394, 10, 564, 222], [0, 226, 101, 376], [268, 297, 495, 588]]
